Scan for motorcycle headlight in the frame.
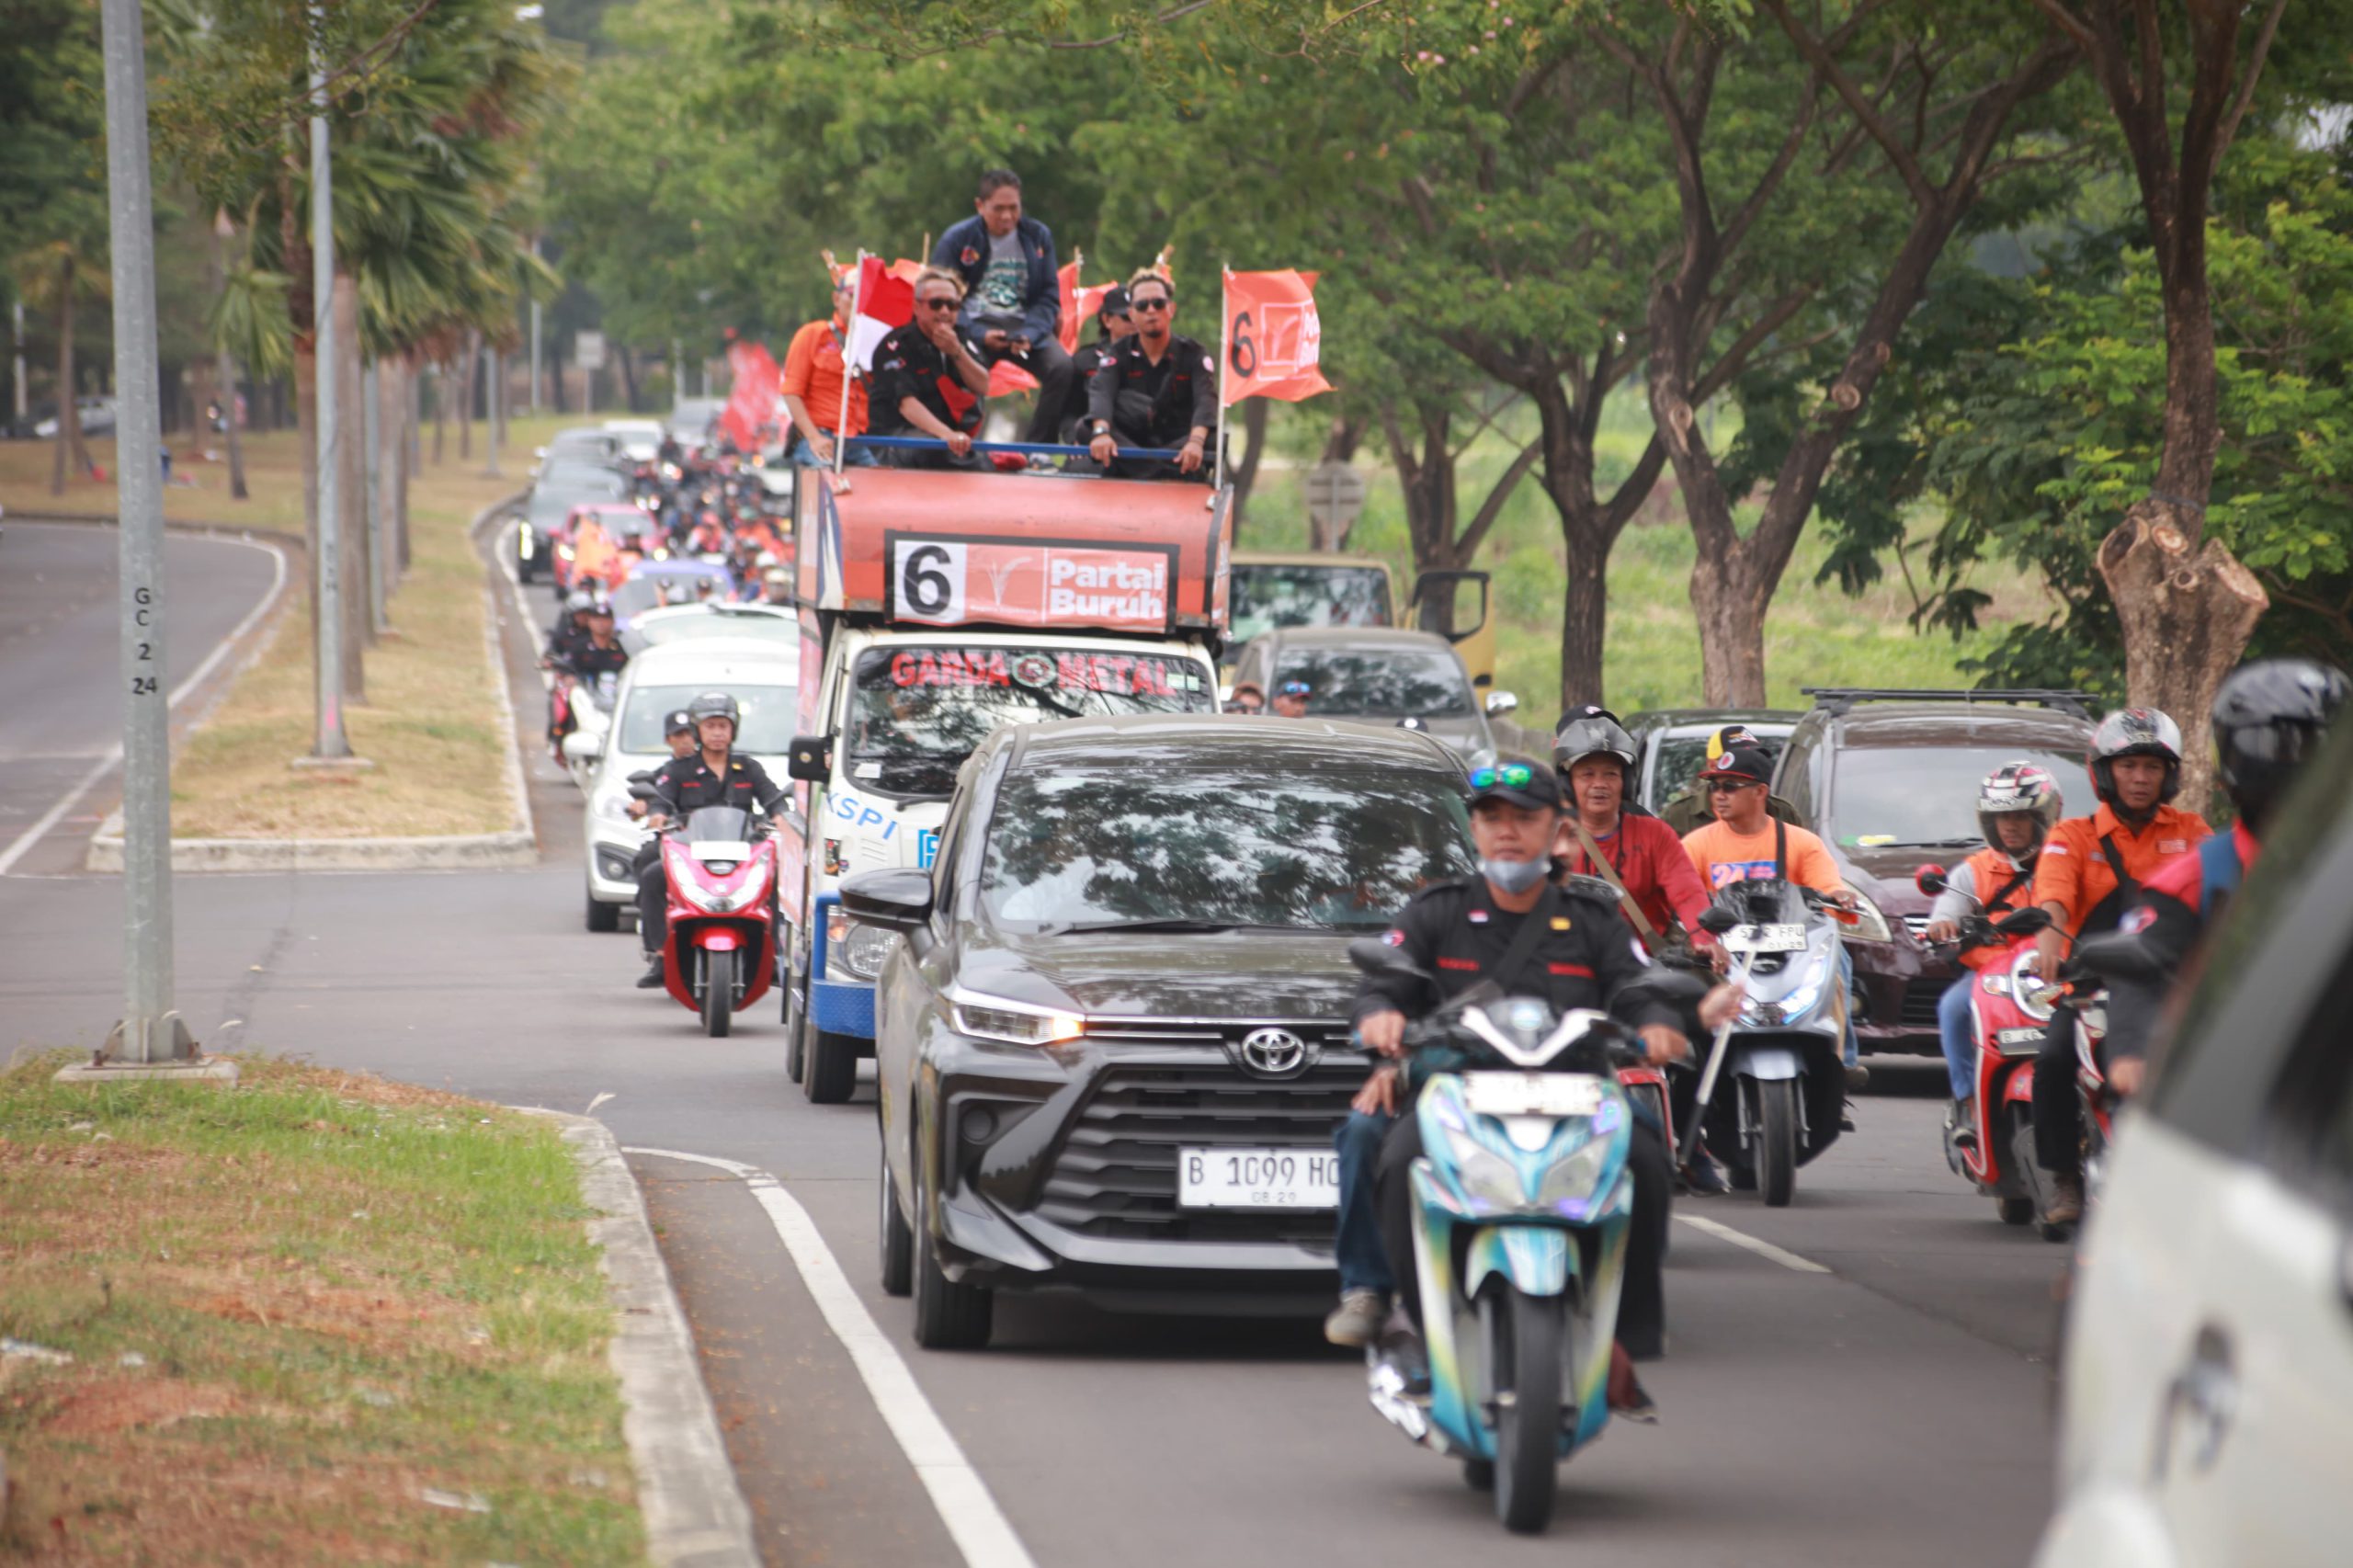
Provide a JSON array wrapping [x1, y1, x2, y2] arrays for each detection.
[[1847, 892, 1894, 944], [1747, 953, 1830, 1022], [1441, 1123, 1528, 1210], [701, 858, 770, 914], [949, 992, 1086, 1047], [1535, 1131, 1616, 1210], [2012, 950, 2056, 1023]]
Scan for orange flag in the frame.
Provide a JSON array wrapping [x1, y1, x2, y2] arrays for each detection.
[[1221, 268, 1331, 405]]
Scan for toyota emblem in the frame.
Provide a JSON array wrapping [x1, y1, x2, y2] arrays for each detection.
[[1234, 1027, 1313, 1078]]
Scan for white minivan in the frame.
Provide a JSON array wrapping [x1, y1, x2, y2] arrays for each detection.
[[2037, 738, 2353, 1568]]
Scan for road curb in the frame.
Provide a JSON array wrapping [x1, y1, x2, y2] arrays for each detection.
[[82, 490, 540, 875], [529, 1108, 760, 1568]]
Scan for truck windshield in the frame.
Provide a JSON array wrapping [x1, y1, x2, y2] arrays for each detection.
[[1273, 649, 1473, 719], [848, 645, 1215, 798], [980, 767, 1476, 932], [1230, 564, 1392, 644]]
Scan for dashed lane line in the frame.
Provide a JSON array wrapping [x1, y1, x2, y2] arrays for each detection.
[[1675, 1211, 1834, 1273]]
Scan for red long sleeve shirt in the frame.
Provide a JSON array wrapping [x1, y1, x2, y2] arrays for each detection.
[[1556, 812, 1717, 953]]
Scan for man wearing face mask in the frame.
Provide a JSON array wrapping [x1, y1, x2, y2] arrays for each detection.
[[1327, 758, 1740, 1371]]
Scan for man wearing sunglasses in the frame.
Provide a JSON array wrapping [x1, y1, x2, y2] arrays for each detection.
[[1086, 271, 1217, 480], [1324, 759, 1741, 1370], [1270, 678, 1312, 719], [868, 268, 993, 469]]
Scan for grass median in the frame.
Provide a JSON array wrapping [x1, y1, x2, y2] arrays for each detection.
[[0, 415, 585, 839], [0, 1051, 642, 1565]]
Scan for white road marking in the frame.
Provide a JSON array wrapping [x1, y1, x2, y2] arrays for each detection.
[[1675, 1211, 1833, 1274], [0, 531, 286, 877], [626, 1145, 1040, 1568]]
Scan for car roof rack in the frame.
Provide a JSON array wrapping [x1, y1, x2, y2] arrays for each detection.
[[1802, 687, 2095, 721]]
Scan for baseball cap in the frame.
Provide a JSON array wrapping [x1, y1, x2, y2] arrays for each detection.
[[664, 709, 696, 736], [1698, 744, 1773, 786], [1706, 723, 1758, 762], [1466, 758, 1563, 811]]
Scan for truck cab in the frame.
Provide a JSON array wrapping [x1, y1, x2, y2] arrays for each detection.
[[776, 463, 1233, 1102], [1228, 551, 1495, 691]]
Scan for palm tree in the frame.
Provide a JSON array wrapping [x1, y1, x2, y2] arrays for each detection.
[[205, 209, 291, 502], [12, 238, 107, 495]]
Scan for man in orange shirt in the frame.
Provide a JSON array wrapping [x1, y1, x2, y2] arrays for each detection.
[[780, 274, 874, 468], [2029, 708, 2207, 1226], [1682, 744, 1871, 1109]]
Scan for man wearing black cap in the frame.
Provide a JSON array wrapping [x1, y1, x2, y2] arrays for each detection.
[[1322, 756, 1739, 1370], [1659, 722, 1800, 835], [627, 710, 701, 823]]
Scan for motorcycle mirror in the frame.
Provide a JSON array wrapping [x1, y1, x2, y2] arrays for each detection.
[[626, 769, 657, 785], [1915, 864, 1949, 898], [1697, 906, 1741, 936], [1346, 937, 1430, 982], [627, 782, 660, 802], [1993, 906, 2052, 937]]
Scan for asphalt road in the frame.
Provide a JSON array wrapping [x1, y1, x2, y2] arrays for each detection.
[[0, 519, 282, 877], [0, 537, 2071, 1566]]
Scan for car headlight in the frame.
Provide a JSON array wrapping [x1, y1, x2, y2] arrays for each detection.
[[593, 791, 639, 824], [835, 923, 897, 981], [517, 520, 534, 557], [949, 992, 1086, 1047], [1847, 892, 1894, 944], [1441, 1122, 1527, 1210]]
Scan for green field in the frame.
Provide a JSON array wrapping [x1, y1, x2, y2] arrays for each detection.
[[1235, 399, 2052, 721]]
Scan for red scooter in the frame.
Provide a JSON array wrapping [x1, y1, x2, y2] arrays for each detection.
[[647, 801, 779, 1037], [1916, 865, 2055, 1228]]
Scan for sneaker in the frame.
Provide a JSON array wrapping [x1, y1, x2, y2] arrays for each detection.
[[1608, 1343, 1660, 1422], [2041, 1176, 2084, 1227], [1845, 1062, 1870, 1091], [1840, 1097, 1859, 1132], [635, 955, 666, 989], [1376, 1307, 1430, 1396], [1323, 1289, 1388, 1348], [1682, 1153, 1731, 1196], [1944, 1099, 1977, 1151]]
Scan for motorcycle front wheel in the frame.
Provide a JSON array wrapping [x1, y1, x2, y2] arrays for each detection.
[[701, 949, 734, 1038], [1486, 1286, 1563, 1535], [1754, 1078, 1797, 1208]]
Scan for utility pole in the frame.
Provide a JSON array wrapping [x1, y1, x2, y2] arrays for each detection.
[[11, 300, 24, 422], [364, 357, 388, 635], [486, 344, 503, 477], [529, 237, 542, 414], [305, 6, 351, 762], [75, 0, 205, 1076]]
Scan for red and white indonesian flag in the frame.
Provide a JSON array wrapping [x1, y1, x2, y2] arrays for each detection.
[[847, 255, 917, 373], [1221, 268, 1332, 405]]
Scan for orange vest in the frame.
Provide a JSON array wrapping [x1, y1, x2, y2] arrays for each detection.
[[1956, 845, 2037, 971]]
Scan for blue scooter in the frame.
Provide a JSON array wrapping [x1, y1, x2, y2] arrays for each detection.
[[1347, 938, 1676, 1534]]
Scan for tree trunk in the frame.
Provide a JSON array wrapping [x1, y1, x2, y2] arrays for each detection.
[[219, 346, 248, 499], [431, 358, 447, 465], [1229, 398, 1270, 526], [49, 262, 75, 495], [378, 358, 404, 601], [400, 361, 416, 568], [459, 332, 477, 461], [334, 272, 371, 687], [550, 340, 566, 415], [619, 342, 640, 415]]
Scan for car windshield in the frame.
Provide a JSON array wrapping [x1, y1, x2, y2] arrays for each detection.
[[1230, 565, 1392, 645], [637, 609, 793, 647], [980, 767, 1476, 932], [1654, 730, 1790, 806], [613, 573, 727, 619], [847, 645, 1216, 799], [1272, 648, 1472, 719], [1828, 744, 2087, 847], [617, 683, 795, 753]]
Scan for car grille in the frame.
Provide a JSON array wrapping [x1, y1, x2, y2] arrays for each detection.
[[1035, 1057, 1362, 1246], [1901, 913, 1932, 939], [1898, 978, 1947, 1028]]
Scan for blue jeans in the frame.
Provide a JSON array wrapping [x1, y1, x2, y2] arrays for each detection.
[[1836, 946, 1859, 1069], [1334, 1108, 1395, 1294], [790, 437, 877, 468], [1938, 976, 1976, 1101]]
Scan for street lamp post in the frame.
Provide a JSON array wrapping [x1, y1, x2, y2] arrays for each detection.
[[307, 9, 351, 761]]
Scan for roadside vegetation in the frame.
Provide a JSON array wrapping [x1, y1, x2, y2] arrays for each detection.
[[0, 1052, 641, 1565], [0, 416, 569, 839]]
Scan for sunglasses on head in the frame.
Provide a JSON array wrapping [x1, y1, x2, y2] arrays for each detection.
[[1131, 295, 1171, 312], [1468, 763, 1538, 791]]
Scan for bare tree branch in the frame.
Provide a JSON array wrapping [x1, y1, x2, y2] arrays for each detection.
[[2215, 0, 2290, 165], [1763, 0, 1933, 205]]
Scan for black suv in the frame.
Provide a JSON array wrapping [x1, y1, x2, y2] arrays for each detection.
[[1771, 689, 2098, 1056], [841, 714, 1476, 1348]]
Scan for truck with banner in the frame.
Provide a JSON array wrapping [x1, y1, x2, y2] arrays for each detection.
[[775, 462, 1232, 1102]]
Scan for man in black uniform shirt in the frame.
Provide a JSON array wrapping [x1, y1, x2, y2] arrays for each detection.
[[634, 691, 790, 987], [1348, 759, 1738, 1365], [546, 595, 627, 753], [1084, 271, 1217, 481], [868, 268, 994, 470]]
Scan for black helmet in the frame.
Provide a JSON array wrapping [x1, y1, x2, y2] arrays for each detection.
[[2087, 707, 2184, 809], [1552, 713, 1637, 775], [2211, 658, 2348, 832], [663, 708, 696, 738], [563, 587, 597, 620], [687, 691, 740, 731]]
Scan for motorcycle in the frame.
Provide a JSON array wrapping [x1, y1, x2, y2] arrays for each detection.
[[1346, 939, 1669, 1536], [1685, 880, 1850, 1207], [547, 664, 617, 769], [631, 791, 779, 1038], [1914, 865, 2055, 1228]]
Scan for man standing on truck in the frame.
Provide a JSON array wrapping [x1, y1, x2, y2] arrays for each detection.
[[931, 170, 1076, 444], [1086, 270, 1217, 481], [780, 273, 873, 469], [869, 269, 994, 469]]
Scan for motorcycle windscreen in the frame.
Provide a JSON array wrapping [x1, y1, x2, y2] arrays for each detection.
[[681, 805, 755, 843]]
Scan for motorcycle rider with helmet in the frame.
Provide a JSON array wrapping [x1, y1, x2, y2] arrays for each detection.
[[2028, 709, 2208, 1226], [2103, 660, 2347, 1096], [544, 593, 627, 753], [1922, 763, 2063, 1145], [633, 692, 789, 988]]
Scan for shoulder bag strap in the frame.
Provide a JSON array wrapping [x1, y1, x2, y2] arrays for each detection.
[[1985, 865, 2033, 914], [1568, 821, 1662, 943], [1775, 816, 1788, 881], [1489, 883, 1565, 996], [2098, 832, 2141, 905]]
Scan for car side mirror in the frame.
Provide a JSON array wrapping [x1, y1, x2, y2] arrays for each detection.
[[840, 868, 934, 933], [787, 733, 833, 784], [1915, 864, 1949, 898], [1698, 906, 1741, 936], [1483, 689, 1519, 718], [561, 730, 602, 767]]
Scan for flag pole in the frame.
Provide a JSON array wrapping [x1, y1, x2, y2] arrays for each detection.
[[1213, 266, 1230, 495], [834, 251, 863, 479]]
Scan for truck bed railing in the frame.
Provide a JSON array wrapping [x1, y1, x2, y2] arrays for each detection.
[[1802, 687, 2096, 719], [847, 435, 1192, 462]]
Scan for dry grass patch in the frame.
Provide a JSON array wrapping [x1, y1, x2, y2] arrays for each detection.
[[0, 1051, 642, 1565]]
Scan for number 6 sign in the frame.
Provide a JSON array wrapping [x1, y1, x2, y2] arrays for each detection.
[[893, 540, 967, 623]]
